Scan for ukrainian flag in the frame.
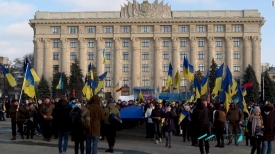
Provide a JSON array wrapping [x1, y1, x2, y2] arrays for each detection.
[[0, 64, 17, 87], [88, 62, 94, 80], [99, 72, 107, 81], [212, 63, 224, 95], [194, 77, 201, 98], [237, 85, 249, 114], [114, 82, 119, 92], [226, 66, 233, 97], [183, 56, 190, 81], [22, 64, 36, 98], [188, 64, 194, 81], [200, 71, 209, 95], [242, 88, 247, 96], [178, 110, 190, 125], [102, 49, 106, 64], [56, 74, 64, 90], [164, 63, 173, 91], [82, 75, 92, 100], [231, 78, 238, 96], [187, 92, 194, 103], [173, 70, 181, 89], [94, 80, 104, 94], [23, 58, 40, 82]]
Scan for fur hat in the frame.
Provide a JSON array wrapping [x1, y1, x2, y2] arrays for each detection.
[[254, 107, 261, 113]]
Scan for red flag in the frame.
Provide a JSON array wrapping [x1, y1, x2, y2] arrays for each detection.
[[72, 89, 76, 98], [242, 82, 253, 88], [115, 87, 123, 93]]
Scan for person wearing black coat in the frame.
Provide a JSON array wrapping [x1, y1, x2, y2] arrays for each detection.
[[52, 99, 72, 154]]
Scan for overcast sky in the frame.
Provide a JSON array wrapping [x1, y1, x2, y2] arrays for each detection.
[[0, 0, 274, 66]]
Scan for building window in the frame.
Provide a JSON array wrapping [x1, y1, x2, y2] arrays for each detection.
[[142, 40, 149, 47], [162, 52, 169, 60], [122, 52, 129, 60], [122, 64, 129, 72], [215, 25, 223, 32], [69, 26, 77, 34], [180, 52, 187, 59], [87, 40, 94, 48], [233, 51, 240, 59], [104, 26, 112, 33], [233, 39, 240, 47], [53, 40, 60, 48], [142, 64, 149, 72], [122, 77, 129, 86], [198, 39, 205, 47], [198, 64, 205, 72], [122, 39, 129, 47], [52, 27, 60, 34], [53, 65, 59, 74], [142, 52, 149, 60], [70, 40, 77, 48], [53, 52, 59, 60], [180, 64, 183, 72], [198, 52, 205, 59], [105, 52, 111, 60], [215, 39, 222, 47], [197, 25, 206, 32], [179, 26, 188, 32], [141, 26, 150, 33], [122, 26, 130, 33], [180, 39, 187, 47], [162, 39, 169, 47], [87, 52, 94, 60], [162, 26, 171, 33], [162, 77, 167, 87], [142, 77, 149, 87], [233, 64, 241, 72], [215, 51, 222, 59], [105, 39, 112, 48], [87, 26, 95, 33], [233, 25, 242, 32], [70, 52, 77, 60], [163, 64, 169, 72], [180, 78, 186, 87], [105, 77, 111, 87], [105, 64, 111, 72]]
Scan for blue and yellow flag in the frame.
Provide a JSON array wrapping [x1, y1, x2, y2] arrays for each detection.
[[200, 71, 209, 95], [212, 63, 224, 95], [88, 62, 94, 80], [194, 77, 201, 98], [173, 70, 181, 89], [231, 78, 238, 96], [22, 65, 36, 98], [188, 64, 194, 81], [237, 85, 249, 114], [0, 64, 17, 87], [99, 72, 107, 81], [82, 75, 93, 100], [164, 63, 173, 91], [183, 56, 190, 81], [56, 74, 64, 90], [114, 82, 119, 92], [94, 80, 104, 94], [242, 88, 247, 96], [178, 110, 190, 125], [82, 75, 88, 96], [102, 49, 106, 64], [23, 58, 40, 82], [187, 92, 194, 103]]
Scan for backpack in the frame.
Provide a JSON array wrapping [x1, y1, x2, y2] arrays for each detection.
[[217, 110, 226, 122], [70, 108, 81, 124], [81, 107, 90, 128]]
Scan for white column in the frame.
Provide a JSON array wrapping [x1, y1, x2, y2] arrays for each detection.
[[172, 37, 180, 92], [131, 37, 140, 88], [243, 36, 252, 69], [34, 38, 43, 77], [190, 37, 197, 70], [61, 38, 69, 75], [113, 37, 121, 100], [96, 38, 104, 76], [78, 38, 86, 75], [207, 37, 215, 68], [252, 36, 261, 83], [154, 37, 162, 88], [225, 37, 233, 70], [43, 38, 50, 81]]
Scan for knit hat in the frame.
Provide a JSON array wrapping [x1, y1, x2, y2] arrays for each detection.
[[184, 105, 190, 110], [75, 103, 81, 108], [254, 107, 261, 113]]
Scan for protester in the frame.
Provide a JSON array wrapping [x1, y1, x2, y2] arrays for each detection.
[[87, 95, 105, 154], [144, 102, 154, 140], [213, 103, 226, 148], [151, 103, 163, 144], [26, 103, 36, 139], [104, 99, 120, 153], [261, 104, 275, 154], [163, 105, 175, 148], [34, 99, 43, 136], [248, 107, 264, 154], [53, 99, 72, 154], [0, 100, 6, 121], [40, 97, 55, 141], [181, 105, 191, 142]]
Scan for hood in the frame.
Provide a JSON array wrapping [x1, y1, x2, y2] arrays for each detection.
[[107, 102, 115, 109], [91, 95, 101, 105], [56, 99, 69, 109]]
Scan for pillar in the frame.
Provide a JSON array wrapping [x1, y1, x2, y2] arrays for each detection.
[[190, 37, 197, 70], [78, 38, 86, 75], [131, 37, 140, 89], [96, 38, 104, 76], [207, 37, 215, 68], [252, 36, 261, 82], [243, 36, 252, 69], [43, 38, 50, 81], [154, 37, 162, 89], [172, 37, 180, 92], [61, 38, 69, 75], [34, 38, 43, 77], [225, 36, 233, 70], [113, 37, 121, 100]]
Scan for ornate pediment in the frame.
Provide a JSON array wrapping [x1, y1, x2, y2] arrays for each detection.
[[121, 0, 171, 18]]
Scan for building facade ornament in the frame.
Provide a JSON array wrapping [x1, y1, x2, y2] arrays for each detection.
[[154, 25, 160, 33], [96, 26, 102, 33], [131, 25, 137, 33], [43, 38, 50, 48], [113, 37, 121, 48], [114, 26, 119, 33], [120, 0, 171, 18], [226, 25, 231, 32], [208, 25, 213, 32], [172, 25, 178, 33], [78, 38, 85, 47]]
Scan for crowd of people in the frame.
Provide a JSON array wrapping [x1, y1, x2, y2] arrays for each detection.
[[0, 95, 275, 154]]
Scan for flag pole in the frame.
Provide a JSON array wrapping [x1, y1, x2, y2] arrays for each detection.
[[19, 63, 29, 105]]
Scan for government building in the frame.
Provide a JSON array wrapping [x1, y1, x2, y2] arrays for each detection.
[[29, 0, 265, 99]]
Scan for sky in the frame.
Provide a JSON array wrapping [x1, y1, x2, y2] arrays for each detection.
[[0, 0, 274, 66]]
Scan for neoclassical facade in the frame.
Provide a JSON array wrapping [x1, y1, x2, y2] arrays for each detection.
[[29, 0, 265, 99]]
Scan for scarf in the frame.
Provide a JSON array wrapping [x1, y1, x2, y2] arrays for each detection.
[[251, 115, 262, 136]]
